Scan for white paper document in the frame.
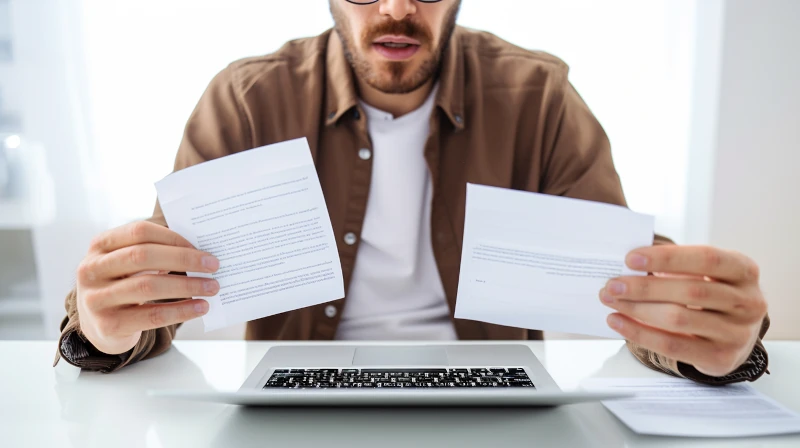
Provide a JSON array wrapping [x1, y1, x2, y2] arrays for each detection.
[[454, 183, 655, 338], [582, 377, 800, 437], [155, 138, 344, 332]]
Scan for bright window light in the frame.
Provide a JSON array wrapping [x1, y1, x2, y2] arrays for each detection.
[[3, 134, 20, 149]]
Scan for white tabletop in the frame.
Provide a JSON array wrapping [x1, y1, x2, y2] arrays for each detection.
[[3, 340, 799, 447]]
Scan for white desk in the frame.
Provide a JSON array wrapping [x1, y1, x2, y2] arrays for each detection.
[[3, 340, 800, 447]]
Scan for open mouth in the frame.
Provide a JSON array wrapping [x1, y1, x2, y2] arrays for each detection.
[[381, 42, 413, 48], [372, 35, 422, 60]]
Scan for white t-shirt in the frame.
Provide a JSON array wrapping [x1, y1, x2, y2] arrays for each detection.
[[335, 87, 458, 340]]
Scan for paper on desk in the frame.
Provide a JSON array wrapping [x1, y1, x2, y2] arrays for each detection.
[[454, 184, 654, 338], [155, 138, 344, 332], [582, 377, 800, 437]]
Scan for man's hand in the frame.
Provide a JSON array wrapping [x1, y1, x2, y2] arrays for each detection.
[[76, 221, 220, 355], [600, 245, 767, 377]]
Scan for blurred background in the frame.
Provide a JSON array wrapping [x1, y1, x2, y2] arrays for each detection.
[[0, 0, 797, 341]]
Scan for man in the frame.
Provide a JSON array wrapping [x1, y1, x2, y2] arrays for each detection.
[[55, 0, 769, 383]]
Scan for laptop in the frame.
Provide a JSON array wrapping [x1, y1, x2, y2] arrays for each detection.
[[149, 343, 630, 406]]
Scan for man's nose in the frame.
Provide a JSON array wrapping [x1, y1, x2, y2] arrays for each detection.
[[378, 0, 417, 21]]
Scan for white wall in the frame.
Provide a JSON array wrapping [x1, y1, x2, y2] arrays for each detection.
[[707, 0, 800, 339], [682, 0, 724, 246]]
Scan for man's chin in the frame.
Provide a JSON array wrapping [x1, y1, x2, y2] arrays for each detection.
[[355, 53, 439, 95], [365, 69, 432, 95], [367, 79, 426, 95]]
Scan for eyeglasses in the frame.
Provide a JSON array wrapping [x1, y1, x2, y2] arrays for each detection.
[[345, 0, 442, 4]]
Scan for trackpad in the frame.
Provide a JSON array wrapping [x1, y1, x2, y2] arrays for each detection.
[[351, 346, 449, 366]]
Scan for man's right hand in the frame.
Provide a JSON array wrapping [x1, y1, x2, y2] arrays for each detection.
[[75, 221, 220, 355]]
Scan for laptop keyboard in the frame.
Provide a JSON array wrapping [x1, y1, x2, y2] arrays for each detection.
[[263, 368, 535, 389]]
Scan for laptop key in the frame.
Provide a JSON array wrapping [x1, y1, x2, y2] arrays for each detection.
[[362, 369, 448, 374]]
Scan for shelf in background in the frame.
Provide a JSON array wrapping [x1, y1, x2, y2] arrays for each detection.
[[0, 199, 48, 229], [0, 312, 46, 340], [0, 296, 41, 317], [0, 141, 57, 229]]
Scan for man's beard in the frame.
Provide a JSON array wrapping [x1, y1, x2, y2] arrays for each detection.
[[332, 2, 460, 95]]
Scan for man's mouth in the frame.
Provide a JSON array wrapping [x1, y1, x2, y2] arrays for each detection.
[[372, 35, 422, 61], [382, 42, 412, 48]]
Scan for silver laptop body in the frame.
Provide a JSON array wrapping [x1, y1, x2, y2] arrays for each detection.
[[150, 344, 630, 406]]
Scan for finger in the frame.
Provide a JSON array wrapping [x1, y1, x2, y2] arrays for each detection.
[[117, 299, 209, 334], [602, 299, 743, 340], [601, 276, 756, 316], [606, 313, 718, 368], [652, 272, 705, 280], [84, 275, 220, 311], [89, 221, 194, 254], [93, 244, 219, 279], [625, 246, 759, 284]]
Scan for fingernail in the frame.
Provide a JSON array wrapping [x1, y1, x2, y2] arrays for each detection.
[[607, 280, 626, 295], [627, 253, 648, 269], [194, 300, 209, 315], [607, 314, 623, 330], [203, 279, 219, 293], [202, 256, 220, 271], [600, 289, 615, 304]]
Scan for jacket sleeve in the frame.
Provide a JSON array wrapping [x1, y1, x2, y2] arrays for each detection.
[[54, 64, 254, 372], [532, 72, 769, 384]]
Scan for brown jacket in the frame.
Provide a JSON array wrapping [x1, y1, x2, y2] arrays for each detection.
[[56, 27, 769, 383]]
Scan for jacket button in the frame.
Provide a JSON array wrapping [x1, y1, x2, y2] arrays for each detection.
[[344, 232, 358, 246], [325, 305, 337, 318], [358, 148, 372, 160]]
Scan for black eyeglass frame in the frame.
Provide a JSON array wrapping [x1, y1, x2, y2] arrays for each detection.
[[345, 0, 443, 5]]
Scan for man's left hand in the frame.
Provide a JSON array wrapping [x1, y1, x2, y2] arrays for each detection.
[[600, 245, 767, 377]]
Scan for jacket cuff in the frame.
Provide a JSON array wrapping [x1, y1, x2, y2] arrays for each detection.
[[53, 317, 141, 373], [56, 326, 135, 373], [676, 341, 769, 385]]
